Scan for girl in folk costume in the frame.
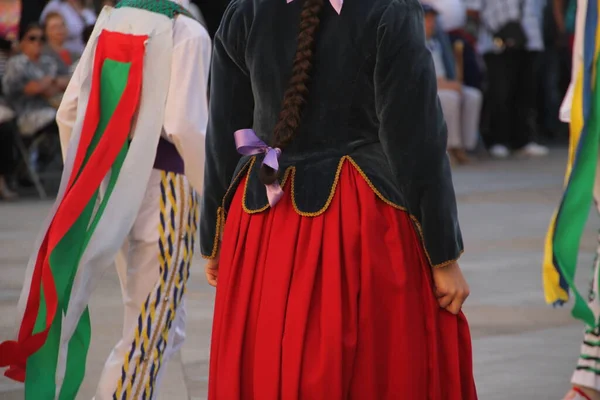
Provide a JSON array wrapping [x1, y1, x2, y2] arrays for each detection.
[[546, 1, 600, 399], [201, 0, 477, 398], [0, 0, 210, 399]]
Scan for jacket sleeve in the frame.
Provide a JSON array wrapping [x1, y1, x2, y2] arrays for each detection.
[[375, 0, 463, 268], [200, 0, 254, 259]]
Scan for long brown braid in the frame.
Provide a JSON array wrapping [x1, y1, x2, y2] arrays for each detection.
[[258, 0, 325, 185]]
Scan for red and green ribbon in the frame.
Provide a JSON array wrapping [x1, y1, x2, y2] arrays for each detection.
[[0, 30, 148, 399]]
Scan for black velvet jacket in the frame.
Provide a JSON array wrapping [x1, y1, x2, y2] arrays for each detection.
[[200, 0, 464, 267]]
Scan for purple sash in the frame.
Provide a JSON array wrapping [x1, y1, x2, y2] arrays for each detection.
[[153, 137, 184, 175]]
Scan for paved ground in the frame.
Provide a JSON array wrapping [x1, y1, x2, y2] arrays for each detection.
[[0, 149, 596, 399]]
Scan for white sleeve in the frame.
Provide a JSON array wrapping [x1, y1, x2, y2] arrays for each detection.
[[164, 29, 212, 194], [56, 57, 83, 160]]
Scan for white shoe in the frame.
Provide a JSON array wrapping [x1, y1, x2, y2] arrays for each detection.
[[489, 144, 510, 159], [517, 142, 549, 157]]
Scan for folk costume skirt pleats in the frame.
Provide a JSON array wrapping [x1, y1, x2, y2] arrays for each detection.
[[208, 161, 477, 399]]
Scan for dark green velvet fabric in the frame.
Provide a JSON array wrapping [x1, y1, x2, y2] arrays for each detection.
[[200, 0, 463, 266]]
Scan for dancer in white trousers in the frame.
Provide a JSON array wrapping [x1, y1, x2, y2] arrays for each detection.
[[0, 1, 210, 399]]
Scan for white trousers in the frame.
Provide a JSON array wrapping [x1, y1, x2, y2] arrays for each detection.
[[572, 163, 600, 391], [94, 169, 198, 400], [438, 86, 483, 151]]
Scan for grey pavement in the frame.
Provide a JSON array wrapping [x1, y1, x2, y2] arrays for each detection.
[[0, 149, 595, 399]]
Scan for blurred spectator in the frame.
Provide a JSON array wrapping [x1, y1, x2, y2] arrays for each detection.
[[20, 0, 49, 45], [553, 0, 577, 49], [431, 0, 467, 32], [429, 0, 485, 90], [42, 12, 74, 77], [538, 0, 575, 139], [0, 0, 20, 43], [424, 3, 483, 165], [40, 0, 96, 56], [67, 23, 95, 74], [467, 0, 549, 158], [2, 23, 68, 138]]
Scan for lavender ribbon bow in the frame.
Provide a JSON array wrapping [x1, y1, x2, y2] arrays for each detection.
[[234, 129, 284, 207], [286, 0, 343, 14]]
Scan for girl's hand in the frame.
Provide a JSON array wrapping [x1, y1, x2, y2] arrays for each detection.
[[432, 261, 470, 315], [205, 256, 219, 287]]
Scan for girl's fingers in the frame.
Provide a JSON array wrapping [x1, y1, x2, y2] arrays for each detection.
[[446, 297, 464, 315], [437, 294, 453, 309], [206, 267, 218, 287]]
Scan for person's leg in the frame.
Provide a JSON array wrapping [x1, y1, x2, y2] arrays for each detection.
[[482, 52, 516, 151], [460, 85, 483, 151], [0, 120, 18, 199], [0, 121, 17, 173], [152, 298, 187, 392], [542, 43, 562, 138], [95, 170, 198, 400], [512, 50, 548, 154], [438, 89, 462, 150]]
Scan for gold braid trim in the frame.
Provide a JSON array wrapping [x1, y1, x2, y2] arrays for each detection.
[[204, 155, 463, 268], [201, 206, 223, 260]]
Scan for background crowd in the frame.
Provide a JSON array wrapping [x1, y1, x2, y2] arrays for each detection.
[[0, 0, 574, 201], [424, 0, 573, 164]]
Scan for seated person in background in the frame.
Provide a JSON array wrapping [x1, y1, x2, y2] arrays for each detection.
[[42, 11, 74, 77], [2, 23, 68, 138], [428, 0, 484, 90], [423, 2, 483, 165], [40, 0, 96, 57]]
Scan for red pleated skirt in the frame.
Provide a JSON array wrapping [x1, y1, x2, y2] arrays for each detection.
[[208, 161, 477, 399]]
